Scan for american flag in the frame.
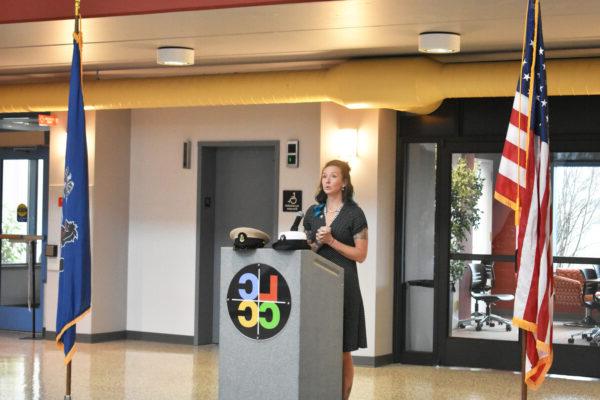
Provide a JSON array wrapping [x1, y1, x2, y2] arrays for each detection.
[[494, 0, 553, 389]]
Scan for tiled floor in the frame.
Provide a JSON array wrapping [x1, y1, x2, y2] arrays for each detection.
[[451, 319, 598, 345], [1, 330, 598, 400]]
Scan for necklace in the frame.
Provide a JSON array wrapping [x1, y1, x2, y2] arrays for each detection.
[[325, 203, 343, 214]]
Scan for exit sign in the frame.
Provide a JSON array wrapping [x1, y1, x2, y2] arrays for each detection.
[[38, 114, 58, 126]]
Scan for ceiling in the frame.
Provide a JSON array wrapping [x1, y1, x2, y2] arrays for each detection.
[[2, 0, 600, 83]]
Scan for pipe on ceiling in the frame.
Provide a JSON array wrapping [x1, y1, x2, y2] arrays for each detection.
[[0, 57, 599, 115]]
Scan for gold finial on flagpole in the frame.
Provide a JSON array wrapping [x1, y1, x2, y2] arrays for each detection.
[[74, 0, 81, 34]]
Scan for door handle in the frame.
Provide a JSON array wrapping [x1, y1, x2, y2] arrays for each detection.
[[405, 279, 434, 288]]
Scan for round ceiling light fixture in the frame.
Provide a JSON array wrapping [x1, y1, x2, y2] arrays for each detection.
[[418, 32, 460, 54], [156, 46, 195, 66]]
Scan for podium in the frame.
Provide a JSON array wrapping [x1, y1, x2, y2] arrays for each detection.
[[219, 248, 344, 400]]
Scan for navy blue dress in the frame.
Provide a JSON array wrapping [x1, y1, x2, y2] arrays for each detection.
[[303, 201, 368, 352]]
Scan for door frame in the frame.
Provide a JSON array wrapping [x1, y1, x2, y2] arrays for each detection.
[[194, 140, 280, 345], [393, 138, 443, 365], [437, 140, 521, 371], [0, 146, 49, 332]]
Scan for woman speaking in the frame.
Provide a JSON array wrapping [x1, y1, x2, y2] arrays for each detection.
[[303, 159, 368, 400]]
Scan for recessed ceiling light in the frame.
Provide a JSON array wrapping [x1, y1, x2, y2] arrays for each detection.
[[418, 32, 460, 54], [156, 47, 195, 66], [346, 103, 371, 109]]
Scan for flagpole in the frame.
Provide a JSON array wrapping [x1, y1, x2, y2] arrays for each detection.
[[65, 360, 72, 400], [516, 247, 527, 400], [520, 329, 527, 400], [65, 0, 74, 383], [74, 0, 80, 34], [65, 4, 78, 399]]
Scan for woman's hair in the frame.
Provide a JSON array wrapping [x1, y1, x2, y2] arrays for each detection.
[[315, 159, 355, 204]]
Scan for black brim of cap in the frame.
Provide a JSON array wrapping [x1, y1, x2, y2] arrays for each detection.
[[234, 237, 266, 250], [272, 240, 311, 251]]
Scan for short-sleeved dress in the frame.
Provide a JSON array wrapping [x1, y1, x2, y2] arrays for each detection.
[[303, 201, 367, 352]]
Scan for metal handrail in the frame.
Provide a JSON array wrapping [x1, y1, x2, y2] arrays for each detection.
[[0, 234, 44, 242]]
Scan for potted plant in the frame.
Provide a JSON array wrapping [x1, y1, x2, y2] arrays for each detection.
[[450, 157, 484, 290]]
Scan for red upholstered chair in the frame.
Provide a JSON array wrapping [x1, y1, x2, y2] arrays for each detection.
[[555, 268, 586, 317], [558, 267, 600, 328]]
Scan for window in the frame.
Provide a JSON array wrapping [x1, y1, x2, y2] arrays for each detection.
[[1, 160, 30, 265], [552, 153, 600, 346], [553, 153, 600, 259]]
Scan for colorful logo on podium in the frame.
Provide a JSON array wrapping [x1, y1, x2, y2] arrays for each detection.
[[227, 263, 291, 340]]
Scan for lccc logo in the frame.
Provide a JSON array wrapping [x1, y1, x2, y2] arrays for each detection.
[[227, 263, 291, 340]]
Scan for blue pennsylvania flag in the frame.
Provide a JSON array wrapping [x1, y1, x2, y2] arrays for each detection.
[[55, 32, 92, 364]]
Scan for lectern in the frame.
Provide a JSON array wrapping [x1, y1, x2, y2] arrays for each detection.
[[219, 248, 344, 400]]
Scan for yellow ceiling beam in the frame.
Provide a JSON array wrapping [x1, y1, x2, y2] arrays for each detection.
[[0, 57, 599, 115]]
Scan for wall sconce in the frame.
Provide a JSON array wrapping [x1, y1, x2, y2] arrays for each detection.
[[333, 128, 358, 162]]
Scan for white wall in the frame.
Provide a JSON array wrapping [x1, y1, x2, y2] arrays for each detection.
[[374, 109, 396, 356], [91, 110, 131, 333], [126, 103, 321, 335], [320, 103, 396, 357]]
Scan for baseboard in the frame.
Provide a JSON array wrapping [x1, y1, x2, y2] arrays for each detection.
[[397, 351, 436, 365], [125, 330, 194, 345], [44, 330, 127, 343], [44, 330, 193, 345], [352, 353, 394, 367]]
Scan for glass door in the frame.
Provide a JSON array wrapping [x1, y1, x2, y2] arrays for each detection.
[[440, 144, 521, 371], [0, 148, 48, 332], [396, 142, 439, 364]]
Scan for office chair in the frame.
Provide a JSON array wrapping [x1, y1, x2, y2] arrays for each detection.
[[568, 266, 600, 345], [458, 261, 514, 332], [564, 266, 600, 328], [568, 290, 600, 346]]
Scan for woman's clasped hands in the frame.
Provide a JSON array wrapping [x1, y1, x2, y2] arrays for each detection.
[[316, 226, 334, 246]]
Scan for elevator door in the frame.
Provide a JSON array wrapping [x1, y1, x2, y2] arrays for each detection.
[[197, 142, 278, 344]]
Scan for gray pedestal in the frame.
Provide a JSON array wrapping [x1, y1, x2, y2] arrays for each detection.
[[219, 248, 344, 400]]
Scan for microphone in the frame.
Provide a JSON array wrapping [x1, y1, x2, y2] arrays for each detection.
[[290, 211, 304, 231]]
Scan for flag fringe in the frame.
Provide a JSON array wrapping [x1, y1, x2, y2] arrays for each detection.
[[493, 192, 518, 211], [524, 352, 553, 390], [55, 306, 91, 364], [57, 342, 79, 366], [55, 306, 91, 343], [72, 31, 85, 99], [73, 31, 82, 46], [535, 338, 551, 353], [512, 316, 537, 333]]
